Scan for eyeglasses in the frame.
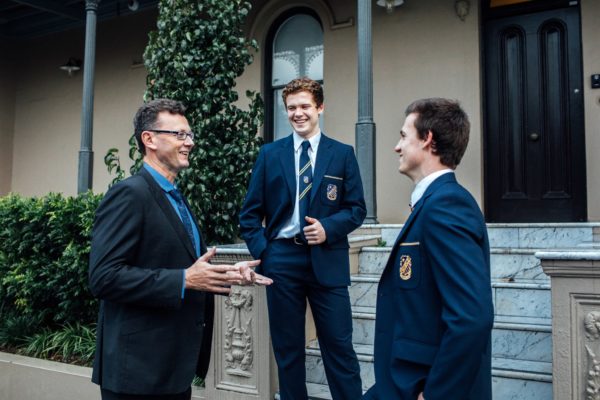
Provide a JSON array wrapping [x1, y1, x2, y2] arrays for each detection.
[[149, 130, 195, 141]]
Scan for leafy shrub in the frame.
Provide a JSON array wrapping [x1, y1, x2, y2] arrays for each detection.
[[0, 192, 101, 329], [22, 323, 96, 366], [0, 313, 41, 348], [106, 0, 264, 245]]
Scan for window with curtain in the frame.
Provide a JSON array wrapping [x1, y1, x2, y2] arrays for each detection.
[[266, 11, 324, 141]]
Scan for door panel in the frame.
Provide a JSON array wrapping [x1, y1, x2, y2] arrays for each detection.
[[484, 6, 586, 222]]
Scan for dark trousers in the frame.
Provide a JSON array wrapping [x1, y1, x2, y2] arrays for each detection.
[[100, 387, 191, 400], [263, 239, 362, 400]]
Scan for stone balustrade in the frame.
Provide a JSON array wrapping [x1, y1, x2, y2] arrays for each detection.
[[538, 249, 600, 400]]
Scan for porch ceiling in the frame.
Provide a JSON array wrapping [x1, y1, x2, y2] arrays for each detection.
[[0, 0, 158, 39]]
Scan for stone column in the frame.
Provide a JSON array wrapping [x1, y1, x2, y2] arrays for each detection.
[[355, 0, 378, 223], [538, 250, 600, 400], [78, 0, 100, 193]]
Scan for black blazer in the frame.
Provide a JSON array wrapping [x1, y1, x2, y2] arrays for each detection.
[[89, 168, 213, 395]]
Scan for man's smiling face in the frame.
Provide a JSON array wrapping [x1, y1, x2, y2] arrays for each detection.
[[285, 90, 323, 139]]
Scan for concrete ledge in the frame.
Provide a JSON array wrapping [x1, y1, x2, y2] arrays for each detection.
[[0, 352, 99, 400], [0, 351, 208, 400]]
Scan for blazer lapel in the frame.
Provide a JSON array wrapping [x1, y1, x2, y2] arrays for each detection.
[[386, 198, 424, 269], [310, 134, 333, 204], [383, 174, 456, 273], [140, 169, 197, 259], [392, 172, 456, 246], [278, 135, 296, 205]]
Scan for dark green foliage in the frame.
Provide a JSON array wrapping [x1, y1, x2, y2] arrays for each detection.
[[0, 192, 101, 330], [106, 0, 264, 244], [0, 313, 41, 348], [22, 323, 96, 366], [104, 148, 126, 188]]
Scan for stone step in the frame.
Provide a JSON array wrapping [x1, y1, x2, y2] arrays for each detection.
[[492, 280, 551, 320], [304, 342, 552, 400], [349, 275, 551, 320], [370, 222, 600, 250], [303, 375, 554, 400], [358, 246, 558, 281], [350, 305, 552, 363]]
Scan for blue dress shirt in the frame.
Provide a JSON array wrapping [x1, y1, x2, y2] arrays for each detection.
[[144, 163, 201, 298]]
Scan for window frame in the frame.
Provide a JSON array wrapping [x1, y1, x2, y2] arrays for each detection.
[[264, 7, 324, 143]]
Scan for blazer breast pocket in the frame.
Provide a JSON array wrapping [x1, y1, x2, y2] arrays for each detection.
[[319, 175, 343, 207], [393, 242, 421, 290]]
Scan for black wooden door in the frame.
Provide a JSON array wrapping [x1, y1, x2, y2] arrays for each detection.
[[484, 6, 586, 222]]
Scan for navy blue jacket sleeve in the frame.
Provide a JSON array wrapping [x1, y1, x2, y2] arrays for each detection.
[[239, 147, 268, 260], [421, 191, 494, 398]]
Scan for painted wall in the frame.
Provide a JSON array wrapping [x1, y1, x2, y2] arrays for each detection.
[[371, 0, 482, 223], [9, 10, 156, 197], [4, 0, 600, 224], [581, 0, 600, 220], [0, 42, 15, 196]]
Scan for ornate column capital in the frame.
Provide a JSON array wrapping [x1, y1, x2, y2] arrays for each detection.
[[85, 0, 100, 12]]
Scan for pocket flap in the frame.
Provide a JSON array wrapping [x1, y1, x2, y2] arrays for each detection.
[[392, 337, 438, 366]]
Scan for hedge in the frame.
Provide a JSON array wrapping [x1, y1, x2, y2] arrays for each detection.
[[0, 192, 101, 344]]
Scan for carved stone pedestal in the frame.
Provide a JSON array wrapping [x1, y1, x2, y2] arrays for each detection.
[[203, 246, 277, 400], [538, 250, 600, 400]]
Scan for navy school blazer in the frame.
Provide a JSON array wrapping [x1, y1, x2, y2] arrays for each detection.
[[239, 133, 366, 287], [366, 172, 494, 399]]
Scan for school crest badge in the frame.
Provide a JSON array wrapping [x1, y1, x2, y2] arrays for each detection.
[[399, 255, 412, 281], [326, 184, 338, 201]]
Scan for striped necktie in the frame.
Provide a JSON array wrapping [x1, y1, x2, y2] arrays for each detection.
[[299, 140, 313, 240]]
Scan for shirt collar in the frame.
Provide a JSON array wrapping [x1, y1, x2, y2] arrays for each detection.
[[410, 169, 453, 207], [144, 163, 177, 193], [293, 131, 321, 152]]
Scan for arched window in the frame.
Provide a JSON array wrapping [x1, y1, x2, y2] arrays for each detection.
[[265, 9, 324, 142]]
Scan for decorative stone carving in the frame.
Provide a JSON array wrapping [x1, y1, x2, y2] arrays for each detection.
[[587, 311, 600, 400], [224, 288, 254, 377], [586, 311, 600, 340], [586, 345, 600, 400]]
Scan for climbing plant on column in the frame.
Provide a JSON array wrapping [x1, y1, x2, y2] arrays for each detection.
[[129, 0, 264, 244]]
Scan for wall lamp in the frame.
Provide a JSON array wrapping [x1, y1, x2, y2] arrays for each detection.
[[376, 0, 404, 14], [59, 57, 81, 77]]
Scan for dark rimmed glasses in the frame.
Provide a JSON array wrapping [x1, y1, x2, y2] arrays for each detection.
[[149, 130, 195, 141]]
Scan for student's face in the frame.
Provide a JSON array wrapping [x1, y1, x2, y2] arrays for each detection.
[[285, 91, 323, 139], [395, 113, 427, 182]]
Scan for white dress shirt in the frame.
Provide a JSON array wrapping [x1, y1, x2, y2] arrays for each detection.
[[276, 131, 322, 239]]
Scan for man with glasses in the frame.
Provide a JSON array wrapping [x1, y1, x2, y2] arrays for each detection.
[[89, 98, 272, 400]]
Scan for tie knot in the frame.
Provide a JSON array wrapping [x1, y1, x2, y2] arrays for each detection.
[[301, 140, 311, 152]]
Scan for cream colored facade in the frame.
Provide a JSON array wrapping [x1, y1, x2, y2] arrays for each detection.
[[1, 0, 599, 224]]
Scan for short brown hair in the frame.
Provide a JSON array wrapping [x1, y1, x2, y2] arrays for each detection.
[[282, 77, 324, 107], [405, 98, 470, 169], [133, 99, 187, 155]]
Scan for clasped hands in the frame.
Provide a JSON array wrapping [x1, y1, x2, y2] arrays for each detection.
[[185, 247, 273, 294]]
